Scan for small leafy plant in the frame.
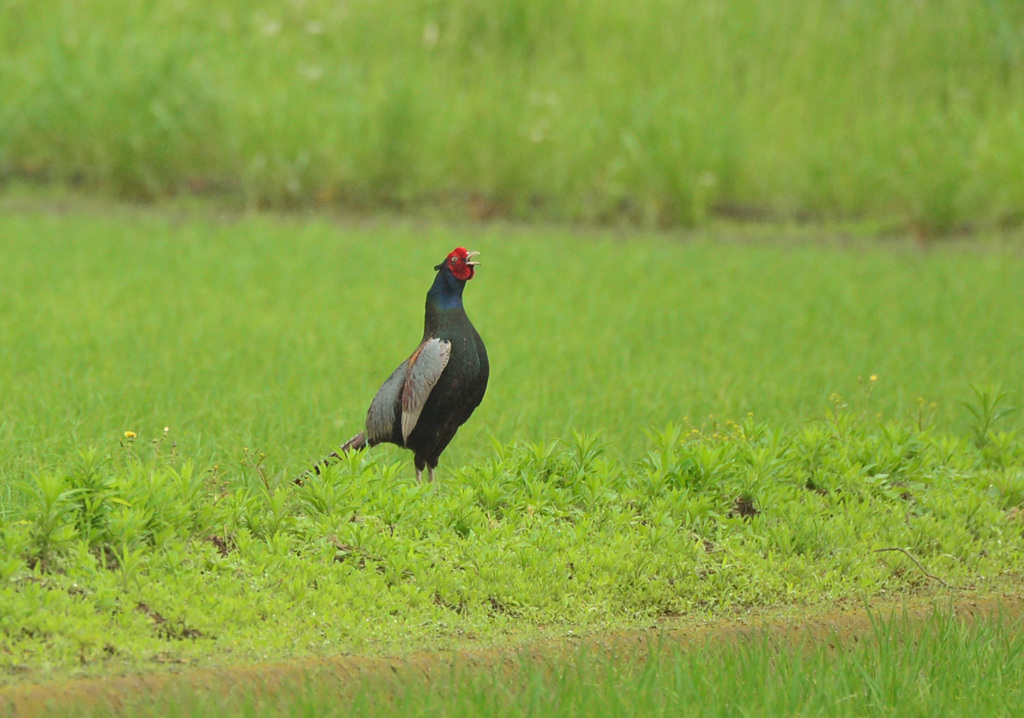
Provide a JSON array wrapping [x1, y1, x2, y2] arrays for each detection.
[[1, 399, 1022, 681]]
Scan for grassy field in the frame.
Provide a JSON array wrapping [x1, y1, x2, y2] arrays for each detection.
[[4, 3, 1024, 712], [3, 1, 1024, 232], [0, 199, 1023, 697], [317, 610, 1024, 718], [1, 196, 1023, 475], [16, 606, 1024, 717]]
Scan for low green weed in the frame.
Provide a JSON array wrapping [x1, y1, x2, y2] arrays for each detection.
[[964, 383, 1020, 450], [1, 404, 1022, 681]]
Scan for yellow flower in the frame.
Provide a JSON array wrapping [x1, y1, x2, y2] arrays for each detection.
[[870, 374, 878, 382], [124, 431, 137, 439]]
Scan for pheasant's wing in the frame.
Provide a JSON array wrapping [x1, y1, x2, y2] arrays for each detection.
[[400, 337, 452, 443], [365, 360, 410, 445]]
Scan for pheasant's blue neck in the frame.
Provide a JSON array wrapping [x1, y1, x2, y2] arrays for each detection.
[[426, 268, 466, 311]]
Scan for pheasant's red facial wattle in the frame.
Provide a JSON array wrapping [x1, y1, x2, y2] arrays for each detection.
[[445, 247, 480, 281]]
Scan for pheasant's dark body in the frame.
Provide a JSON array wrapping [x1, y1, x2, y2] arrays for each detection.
[[315, 249, 488, 481]]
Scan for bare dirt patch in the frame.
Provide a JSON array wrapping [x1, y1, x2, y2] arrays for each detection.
[[2, 591, 1022, 717]]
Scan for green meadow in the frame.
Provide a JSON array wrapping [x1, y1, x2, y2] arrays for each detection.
[[1, 203, 1022, 474], [3, 0, 1024, 231], [1, 202, 1023, 696], [3, 0, 1024, 713]]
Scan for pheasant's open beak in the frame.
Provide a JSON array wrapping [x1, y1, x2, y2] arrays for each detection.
[[466, 250, 481, 267]]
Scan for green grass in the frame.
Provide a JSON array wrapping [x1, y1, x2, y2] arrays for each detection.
[[3, 1, 1024, 231], [1, 200, 1022, 476], [53, 608, 1024, 717], [1, 201, 1023, 685]]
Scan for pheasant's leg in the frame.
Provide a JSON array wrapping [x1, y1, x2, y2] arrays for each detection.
[[427, 466, 435, 482]]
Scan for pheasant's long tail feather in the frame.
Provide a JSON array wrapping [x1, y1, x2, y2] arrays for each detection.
[[338, 430, 369, 454], [295, 431, 368, 484]]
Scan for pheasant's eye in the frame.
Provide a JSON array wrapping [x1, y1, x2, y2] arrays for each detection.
[[451, 256, 460, 263]]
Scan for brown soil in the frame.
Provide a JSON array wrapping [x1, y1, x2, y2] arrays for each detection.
[[2, 592, 1023, 717]]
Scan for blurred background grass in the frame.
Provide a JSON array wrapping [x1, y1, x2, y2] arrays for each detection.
[[2, 0, 1024, 233]]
